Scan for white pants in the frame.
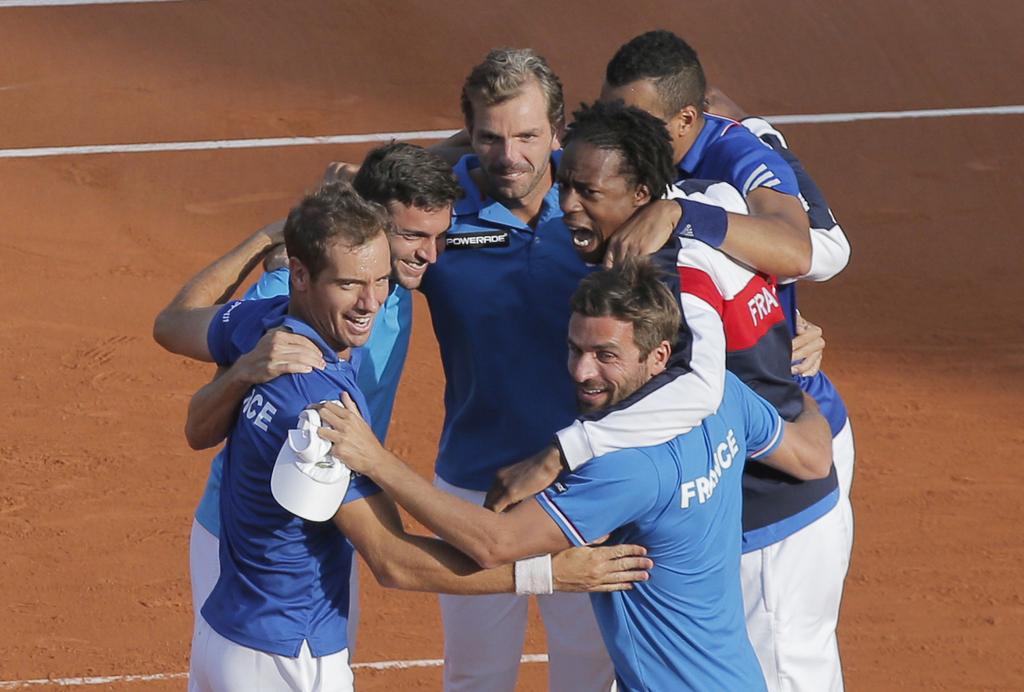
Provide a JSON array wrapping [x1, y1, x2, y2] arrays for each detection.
[[434, 477, 615, 692], [741, 418, 855, 692], [190, 615, 353, 692], [188, 520, 361, 669]]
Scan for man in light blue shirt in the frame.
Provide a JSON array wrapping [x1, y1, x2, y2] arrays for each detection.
[[318, 258, 834, 691]]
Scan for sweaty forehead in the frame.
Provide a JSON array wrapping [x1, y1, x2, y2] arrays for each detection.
[[561, 142, 628, 184], [600, 78, 668, 120], [321, 235, 391, 277], [471, 82, 552, 132]]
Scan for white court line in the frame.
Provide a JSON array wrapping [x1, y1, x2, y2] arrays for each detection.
[[0, 654, 550, 688], [0, 1, 180, 7], [1, 104, 1022, 160]]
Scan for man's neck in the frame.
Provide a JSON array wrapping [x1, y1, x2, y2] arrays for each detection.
[[674, 114, 706, 168]]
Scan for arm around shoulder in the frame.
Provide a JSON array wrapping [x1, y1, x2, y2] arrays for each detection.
[[759, 393, 832, 481]]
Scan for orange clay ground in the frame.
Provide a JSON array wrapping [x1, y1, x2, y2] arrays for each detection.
[[1, 1, 1022, 689]]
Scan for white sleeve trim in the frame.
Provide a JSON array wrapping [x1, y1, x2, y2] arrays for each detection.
[[801, 222, 851, 282], [555, 297, 725, 471]]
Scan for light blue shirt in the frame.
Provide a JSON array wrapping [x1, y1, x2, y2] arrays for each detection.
[[194, 269, 412, 537], [537, 373, 783, 691]]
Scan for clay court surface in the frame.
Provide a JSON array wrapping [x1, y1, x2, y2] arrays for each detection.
[[1, 1, 1022, 689]]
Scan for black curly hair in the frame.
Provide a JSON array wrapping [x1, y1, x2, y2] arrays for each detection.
[[563, 100, 676, 198]]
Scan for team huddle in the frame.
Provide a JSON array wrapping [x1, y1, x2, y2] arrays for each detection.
[[154, 30, 854, 692]]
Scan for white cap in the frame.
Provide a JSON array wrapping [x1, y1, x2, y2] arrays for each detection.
[[271, 407, 352, 522]]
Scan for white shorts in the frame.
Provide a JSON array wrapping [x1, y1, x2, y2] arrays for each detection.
[[741, 418, 855, 692], [434, 477, 615, 692], [189, 615, 353, 692]]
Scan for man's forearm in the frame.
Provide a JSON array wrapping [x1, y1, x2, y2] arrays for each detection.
[[366, 451, 524, 568], [338, 492, 516, 594], [184, 365, 253, 450], [153, 223, 281, 360], [717, 203, 812, 279]]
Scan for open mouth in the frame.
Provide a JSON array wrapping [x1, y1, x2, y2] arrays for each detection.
[[400, 258, 428, 274], [344, 313, 374, 335], [569, 225, 598, 252], [576, 383, 610, 407]]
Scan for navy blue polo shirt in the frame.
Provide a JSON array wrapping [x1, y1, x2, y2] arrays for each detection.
[[200, 296, 380, 657], [420, 153, 594, 491]]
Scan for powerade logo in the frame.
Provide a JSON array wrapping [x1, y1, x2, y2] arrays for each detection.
[[446, 231, 510, 250]]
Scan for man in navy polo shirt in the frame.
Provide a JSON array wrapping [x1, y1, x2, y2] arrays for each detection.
[[316, 258, 834, 692], [420, 48, 743, 692], [598, 30, 855, 691]]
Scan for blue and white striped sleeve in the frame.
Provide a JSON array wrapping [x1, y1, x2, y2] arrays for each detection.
[[536, 450, 659, 547]]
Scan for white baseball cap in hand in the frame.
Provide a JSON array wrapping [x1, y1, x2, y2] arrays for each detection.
[[271, 405, 352, 521]]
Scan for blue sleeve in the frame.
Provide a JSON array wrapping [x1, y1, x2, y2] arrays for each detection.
[[535, 450, 660, 547], [206, 296, 288, 366], [341, 474, 382, 504], [727, 374, 784, 460], [207, 300, 247, 366], [705, 133, 800, 199], [243, 267, 291, 300]]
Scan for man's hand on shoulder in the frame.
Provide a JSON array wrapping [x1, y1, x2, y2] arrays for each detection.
[[485, 445, 564, 513], [553, 544, 652, 593], [235, 327, 325, 385], [315, 393, 386, 476]]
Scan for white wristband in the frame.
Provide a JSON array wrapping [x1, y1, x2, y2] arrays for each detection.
[[514, 554, 553, 595]]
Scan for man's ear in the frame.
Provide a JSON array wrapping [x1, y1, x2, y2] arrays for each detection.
[[289, 256, 310, 292], [634, 183, 653, 208], [648, 339, 673, 376], [670, 105, 701, 139], [551, 122, 565, 152]]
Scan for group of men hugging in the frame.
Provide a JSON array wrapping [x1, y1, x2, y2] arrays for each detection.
[[154, 29, 854, 692]]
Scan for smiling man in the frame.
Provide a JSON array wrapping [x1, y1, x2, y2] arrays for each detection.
[[316, 258, 833, 691], [153, 143, 461, 680], [154, 182, 651, 692]]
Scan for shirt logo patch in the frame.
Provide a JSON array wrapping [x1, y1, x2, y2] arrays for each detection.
[[553, 481, 568, 494], [446, 231, 510, 250]]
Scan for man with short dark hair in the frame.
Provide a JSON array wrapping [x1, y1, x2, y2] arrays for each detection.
[[154, 143, 460, 680], [598, 30, 855, 691], [317, 257, 833, 692]]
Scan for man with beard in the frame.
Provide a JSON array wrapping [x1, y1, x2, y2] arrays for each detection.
[[313, 257, 833, 691], [419, 48, 733, 692]]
